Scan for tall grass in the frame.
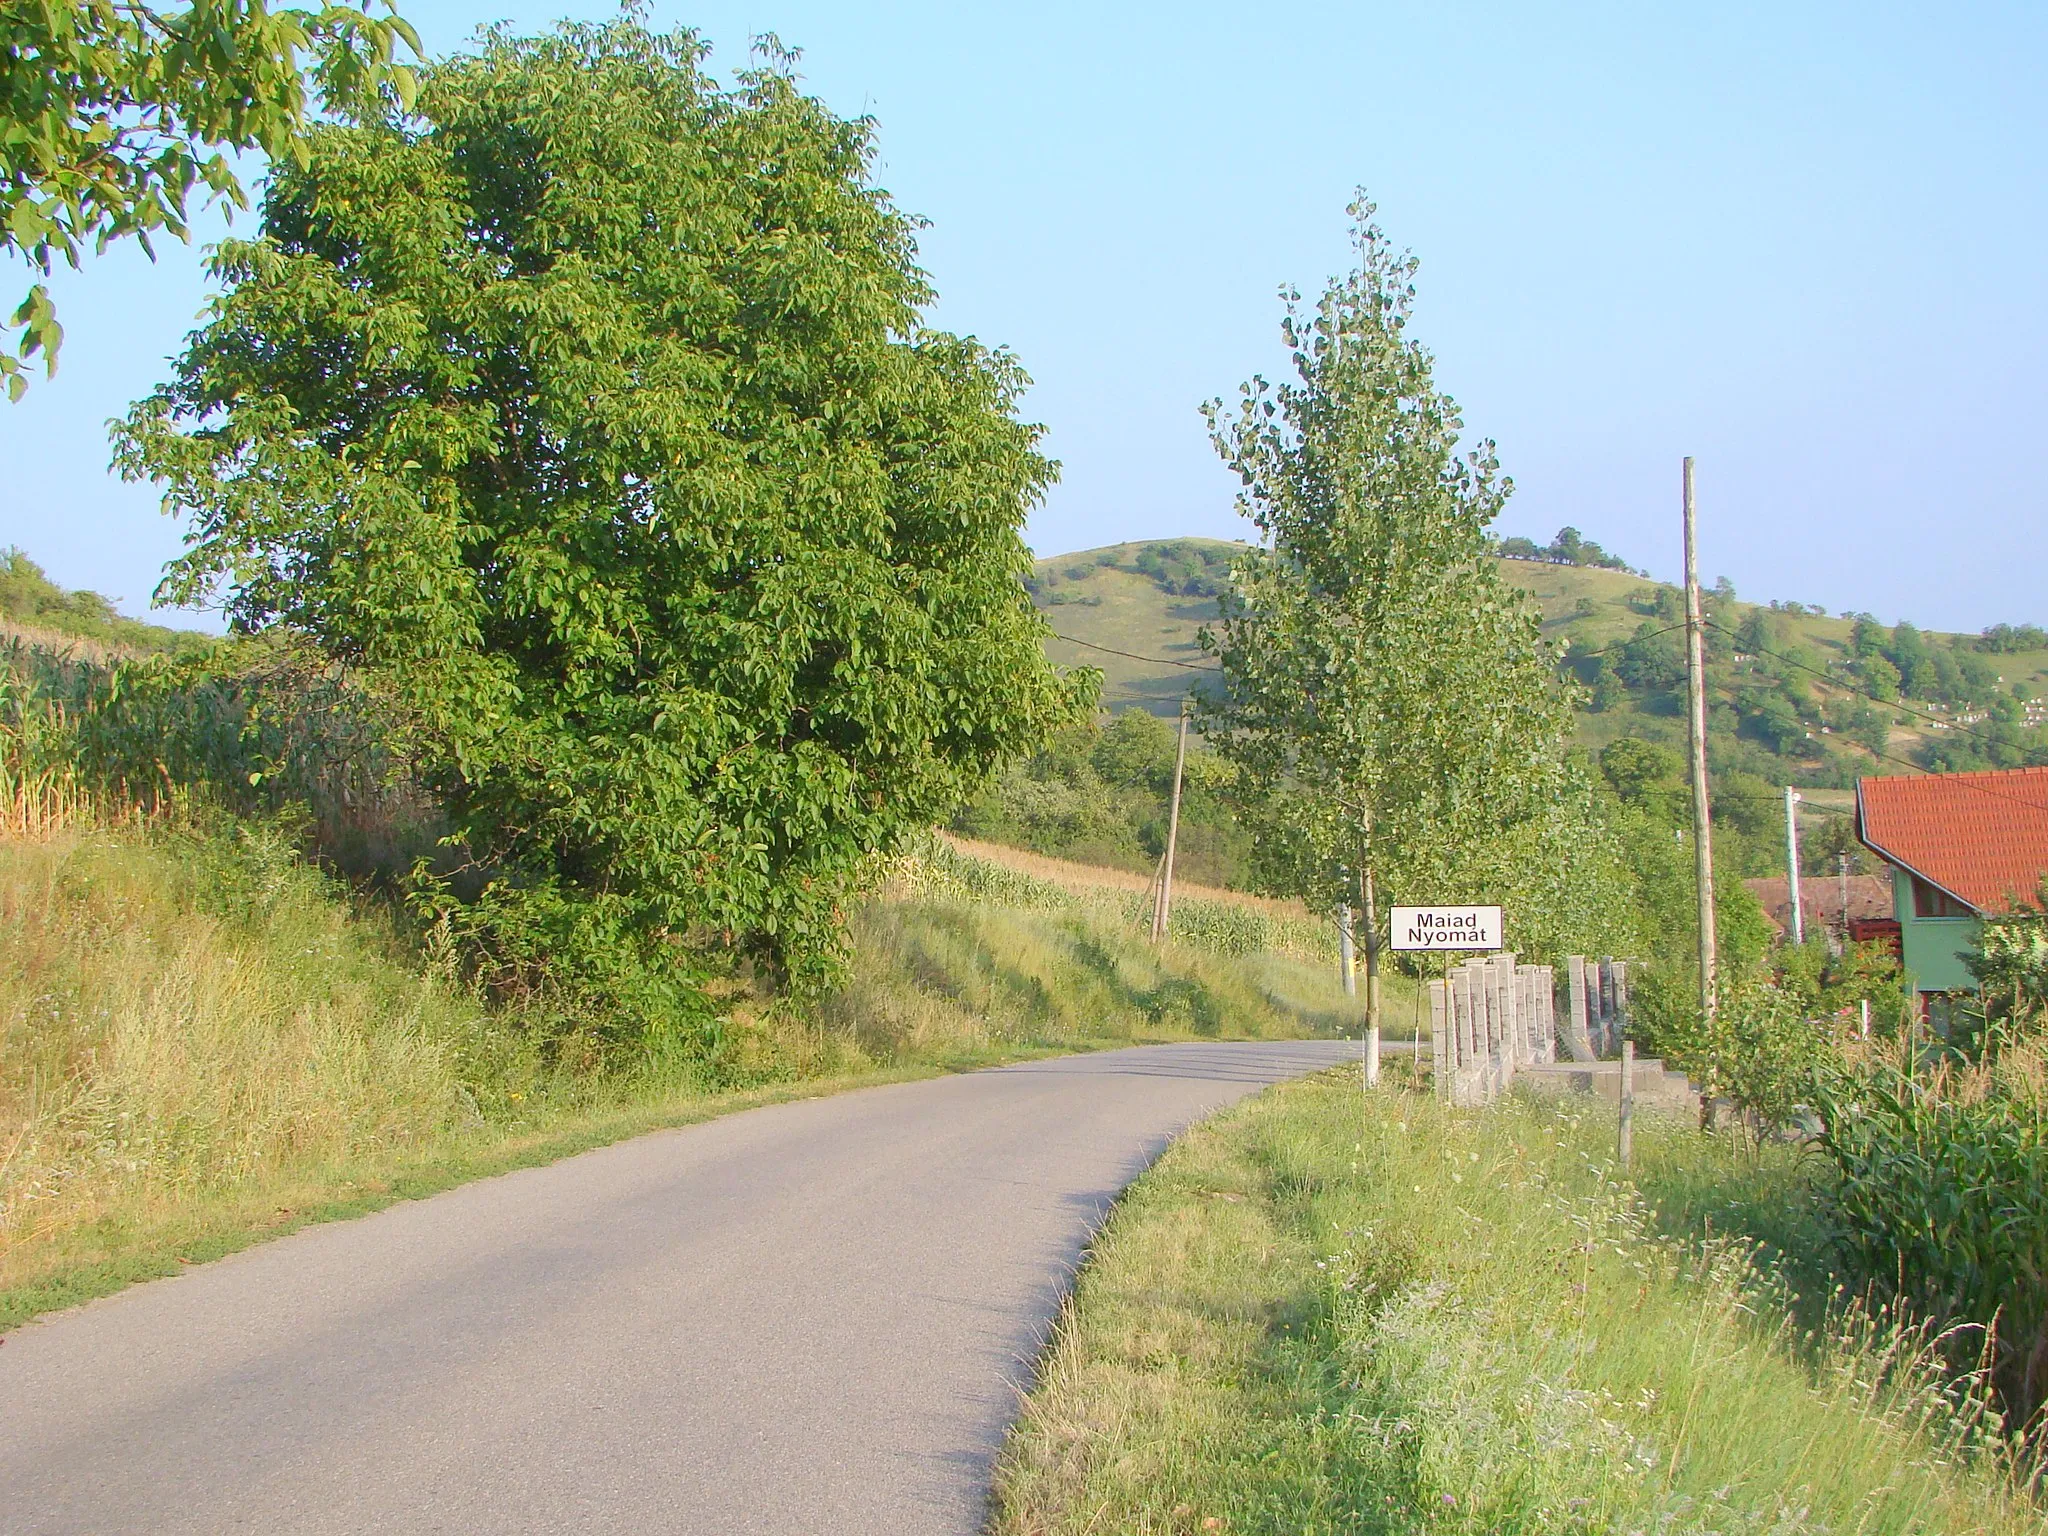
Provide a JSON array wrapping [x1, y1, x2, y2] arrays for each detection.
[[995, 1077, 2036, 1535], [0, 818, 513, 1259], [1814, 1035, 2048, 1440], [0, 637, 437, 883], [0, 813, 1358, 1322]]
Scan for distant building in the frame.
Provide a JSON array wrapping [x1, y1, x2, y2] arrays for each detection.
[[1742, 874, 1890, 942], [1855, 766, 2048, 1008]]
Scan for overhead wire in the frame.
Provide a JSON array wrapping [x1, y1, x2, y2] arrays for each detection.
[[1045, 631, 1221, 672]]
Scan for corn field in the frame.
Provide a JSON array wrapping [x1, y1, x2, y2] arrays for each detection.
[[1814, 1032, 2048, 1451], [0, 637, 432, 879]]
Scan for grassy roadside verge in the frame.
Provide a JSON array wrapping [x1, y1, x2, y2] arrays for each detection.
[[2, 820, 1364, 1332], [992, 1073, 2035, 1536], [2, 1053, 1029, 1332]]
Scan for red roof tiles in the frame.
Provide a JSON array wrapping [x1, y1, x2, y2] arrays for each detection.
[[1857, 766, 2048, 914], [1742, 875, 1891, 937]]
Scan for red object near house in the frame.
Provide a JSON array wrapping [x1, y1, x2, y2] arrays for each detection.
[[1845, 916, 1902, 959]]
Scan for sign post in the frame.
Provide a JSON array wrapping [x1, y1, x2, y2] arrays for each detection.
[[1391, 907, 1504, 1095], [1389, 906, 1504, 954]]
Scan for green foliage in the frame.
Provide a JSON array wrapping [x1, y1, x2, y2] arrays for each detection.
[[1496, 523, 1638, 572], [1199, 197, 1599, 958], [1623, 906, 2048, 1438], [1610, 618, 1687, 693], [1129, 539, 1237, 597], [114, 18, 1082, 1024], [1978, 623, 2048, 654], [1811, 1038, 2048, 1438], [1, 0, 418, 395], [1597, 734, 1679, 803], [1858, 653, 1903, 702], [1967, 901, 2048, 1035], [0, 633, 432, 880]]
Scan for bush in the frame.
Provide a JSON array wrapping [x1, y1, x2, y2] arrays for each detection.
[[1813, 1039, 2048, 1440]]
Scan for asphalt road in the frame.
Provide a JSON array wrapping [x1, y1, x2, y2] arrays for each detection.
[[2, 1039, 1363, 1535]]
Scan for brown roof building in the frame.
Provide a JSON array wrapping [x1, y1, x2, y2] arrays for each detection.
[[1743, 874, 1890, 941]]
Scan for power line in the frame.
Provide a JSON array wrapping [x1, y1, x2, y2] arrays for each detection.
[[1559, 620, 1689, 659], [1046, 631, 1221, 673]]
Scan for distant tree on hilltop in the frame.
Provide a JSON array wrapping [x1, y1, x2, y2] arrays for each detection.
[[1496, 526, 1639, 573]]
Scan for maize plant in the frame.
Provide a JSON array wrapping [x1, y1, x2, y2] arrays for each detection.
[[1813, 1040, 2048, 1449]]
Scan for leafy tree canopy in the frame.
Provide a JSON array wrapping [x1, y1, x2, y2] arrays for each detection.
[[115, 18, 1083, 1020], [1198, 197, 1611, 979], [2, 0, 419, 396]]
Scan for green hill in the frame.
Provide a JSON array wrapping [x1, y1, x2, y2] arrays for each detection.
[[1030, 537, 2048, 798], [0, 550, 213, 658]]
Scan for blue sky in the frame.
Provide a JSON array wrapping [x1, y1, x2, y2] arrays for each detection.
[[5, 1, 2043, 633]]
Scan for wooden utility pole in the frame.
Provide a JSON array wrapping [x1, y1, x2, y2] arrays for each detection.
[[1683, 457, 1719, 1022], [1337, 904, 1357, 996], [1151, 706, 1190, 945], [1783, 786, 1804, 945]]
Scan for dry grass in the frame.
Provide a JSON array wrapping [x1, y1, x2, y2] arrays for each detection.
[[0, 824, 489, 1266], [0, 817, 1357, 1328], [942, 833, 1315, 920]]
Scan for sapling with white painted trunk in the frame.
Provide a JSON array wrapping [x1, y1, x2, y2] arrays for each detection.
[[1198, 196, 1579, 1080]]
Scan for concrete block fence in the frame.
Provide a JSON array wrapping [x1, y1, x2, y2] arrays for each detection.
[[1429, 956, 1630, 1108]]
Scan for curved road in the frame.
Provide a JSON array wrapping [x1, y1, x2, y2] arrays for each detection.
[[2, 1040, 1362, 1534]]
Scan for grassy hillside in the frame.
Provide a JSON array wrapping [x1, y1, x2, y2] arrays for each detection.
[[0, 816, 1360, 1329], [0, 550, 212, 658], [1031, 539, 2048, 863], [1033, 539, 1240, 714]]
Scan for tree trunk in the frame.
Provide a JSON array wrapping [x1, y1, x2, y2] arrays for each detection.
[[1361, 864, 1382, 1088]]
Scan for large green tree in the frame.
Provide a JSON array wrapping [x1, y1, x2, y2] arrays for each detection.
[[115, 19, 1082, 1031], [2, 0, 418, 396], [1200, 199, 1597, 1063]]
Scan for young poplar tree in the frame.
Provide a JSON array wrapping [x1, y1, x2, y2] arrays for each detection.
[[1200, 199, 1580, 1069]]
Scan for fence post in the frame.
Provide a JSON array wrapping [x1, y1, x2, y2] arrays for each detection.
[[1430, 979, 1448, 1098], [1565, 956, 1594, 1063], [1452, 967, 1471, 1083], [1612, 961, 1630, 1048], [1618, 1040, 1635, 1168], [1507, 958, 1523, 1073]]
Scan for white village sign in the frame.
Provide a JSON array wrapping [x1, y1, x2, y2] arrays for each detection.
[[1390, 905, 1503, 952]]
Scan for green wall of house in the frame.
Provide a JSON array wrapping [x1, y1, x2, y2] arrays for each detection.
[[1888, 865, 1978, 993]]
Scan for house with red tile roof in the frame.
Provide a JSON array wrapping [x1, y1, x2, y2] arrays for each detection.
[[1855, 765, 2048, 997], [1741, 874, 1890, 942]]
